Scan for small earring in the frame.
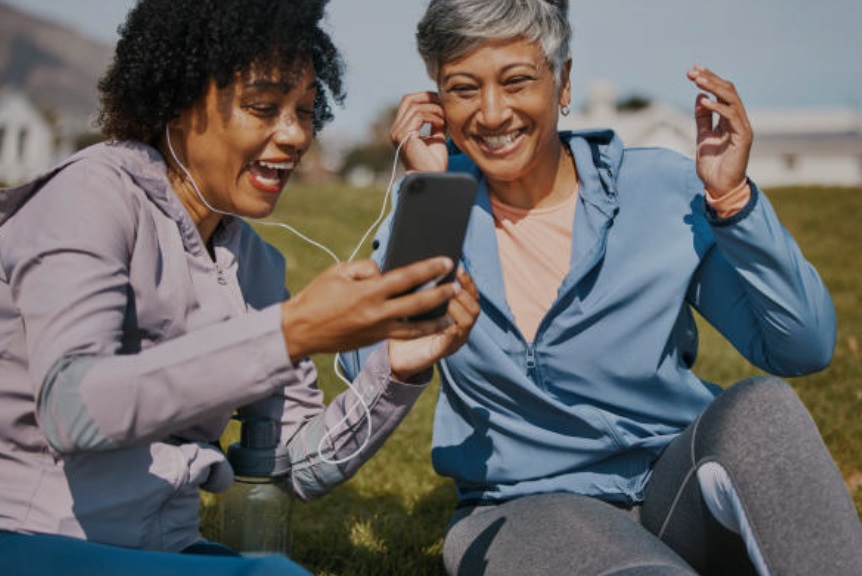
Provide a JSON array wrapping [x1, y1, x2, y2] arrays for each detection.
[[560, 105, 571, 117]]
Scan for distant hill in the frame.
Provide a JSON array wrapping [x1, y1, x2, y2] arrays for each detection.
[[0, 1, 113, 133]]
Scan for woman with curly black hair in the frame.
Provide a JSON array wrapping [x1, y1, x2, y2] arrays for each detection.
[[0, 0, 479, 574]]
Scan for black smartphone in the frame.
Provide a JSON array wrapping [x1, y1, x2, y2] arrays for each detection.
[[382, 171, 479, 320]]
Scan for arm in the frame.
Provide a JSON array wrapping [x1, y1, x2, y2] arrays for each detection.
[[689, 181, 836, 375], [5, 164, 301, 453], [685, 66, 836, 375], [244, 267, 478, 500], [241, 346, 429, 500], [18, 161, 471, 455]]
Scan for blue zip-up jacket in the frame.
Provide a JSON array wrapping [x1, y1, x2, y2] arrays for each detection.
[[344, 129, 835, 505]]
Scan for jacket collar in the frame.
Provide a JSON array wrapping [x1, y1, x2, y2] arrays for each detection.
[[454, 129, 625, 329]]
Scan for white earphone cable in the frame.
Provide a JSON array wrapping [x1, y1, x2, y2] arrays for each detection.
[[165, 125, 416, 465]]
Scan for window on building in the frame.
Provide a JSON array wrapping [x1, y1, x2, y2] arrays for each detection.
[[0, 126, 5, 158]]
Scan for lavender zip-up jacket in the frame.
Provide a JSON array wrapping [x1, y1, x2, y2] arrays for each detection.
[[0, 141, 428, 551]]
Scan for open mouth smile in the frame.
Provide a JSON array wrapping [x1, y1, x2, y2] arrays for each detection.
[[247, 160, 295, 193]]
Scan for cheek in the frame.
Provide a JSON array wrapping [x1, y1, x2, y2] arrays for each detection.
[[204, 129, 253, 167], [441, 99, 471, 129]]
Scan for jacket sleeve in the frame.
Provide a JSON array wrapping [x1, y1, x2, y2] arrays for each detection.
[[688, 179, 836, 377], [6, 158, 431, 495], [241, 346, 429, 501], [3, 161, 299, 453]]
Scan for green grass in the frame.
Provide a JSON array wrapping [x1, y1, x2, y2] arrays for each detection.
[[208, 183, 862, 575]]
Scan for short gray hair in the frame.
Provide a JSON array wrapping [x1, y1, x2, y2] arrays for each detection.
[[416, 0, 571, 83]]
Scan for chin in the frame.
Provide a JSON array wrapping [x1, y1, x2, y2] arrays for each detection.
[[236, 198, 279, 220], [476, 161, 527, 183], [250, 205, 278, 219]]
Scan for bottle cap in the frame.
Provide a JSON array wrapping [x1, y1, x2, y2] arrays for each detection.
[[226, 417, 292, 479]]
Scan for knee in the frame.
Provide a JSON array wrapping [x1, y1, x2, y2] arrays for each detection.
[[711, 375, 805, 423], [722, 375, 798, 408], [695, 376, 820, 457]]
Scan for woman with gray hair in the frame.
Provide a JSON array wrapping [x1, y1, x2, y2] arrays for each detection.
[[343, 0, 862, 574]]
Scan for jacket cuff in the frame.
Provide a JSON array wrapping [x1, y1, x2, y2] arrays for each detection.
[[705, 178, 760, 227]]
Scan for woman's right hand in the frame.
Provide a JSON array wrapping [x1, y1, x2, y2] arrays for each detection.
[[279, 257, 458, 361], [390, 91, 449, 173], [387, 267, 480, 381]]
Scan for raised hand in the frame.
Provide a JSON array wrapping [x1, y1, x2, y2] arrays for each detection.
[[687, 65, 753, 197], [389, 91, 449, 173]]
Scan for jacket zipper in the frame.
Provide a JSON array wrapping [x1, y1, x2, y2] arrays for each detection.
[[525, 343, 537, 372]]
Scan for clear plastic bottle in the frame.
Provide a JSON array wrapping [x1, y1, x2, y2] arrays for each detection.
[[220, 416, 293, 556]]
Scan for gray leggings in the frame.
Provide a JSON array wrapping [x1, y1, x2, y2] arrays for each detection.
[[442, 377, 862, 575]]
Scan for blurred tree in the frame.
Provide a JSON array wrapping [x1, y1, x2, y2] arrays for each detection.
[[617, 94, 652, 112], [338, 104, 400, 185]]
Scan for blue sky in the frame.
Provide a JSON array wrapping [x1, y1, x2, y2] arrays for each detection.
[[5, 0, 861, 142]]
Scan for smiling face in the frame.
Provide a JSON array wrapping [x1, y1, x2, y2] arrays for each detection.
[[164, 61, 317, 233], [438, 37, 571, 191]]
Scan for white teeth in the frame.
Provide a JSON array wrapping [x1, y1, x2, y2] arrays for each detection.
[[255, 174, 281, 186], [480, 132, 518, 149], [258, 160, 295, 170]]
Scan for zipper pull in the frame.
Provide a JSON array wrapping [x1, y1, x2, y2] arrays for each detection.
[[525, 346, 536, 371]]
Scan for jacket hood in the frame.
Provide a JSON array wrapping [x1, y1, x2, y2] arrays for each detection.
[[561, 128, 625, 177], [562, 129, 624, 218], [0, 141, 203, 253]]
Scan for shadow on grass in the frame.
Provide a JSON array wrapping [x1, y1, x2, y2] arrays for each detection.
[[289, 478, 456, 576]]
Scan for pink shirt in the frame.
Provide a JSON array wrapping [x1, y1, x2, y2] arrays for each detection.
[[491, 189, 577, 342]]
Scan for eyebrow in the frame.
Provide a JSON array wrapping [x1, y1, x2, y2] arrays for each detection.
[[441, 61, 541, 84]]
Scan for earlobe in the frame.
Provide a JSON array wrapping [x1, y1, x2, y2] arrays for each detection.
[[559, 58, 573, 108], [166, 116, 185, 135]]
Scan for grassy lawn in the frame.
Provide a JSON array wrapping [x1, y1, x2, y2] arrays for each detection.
[[210, 182, 862, 575]]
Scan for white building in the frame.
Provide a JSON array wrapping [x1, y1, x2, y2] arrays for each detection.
[[0, 89, 56, 186], [745, 108, 862, 188], [561, 81, 862, 188]]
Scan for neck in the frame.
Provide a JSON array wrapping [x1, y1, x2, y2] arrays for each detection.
[[487, 138, 578, 210], [159, 140, 222, 246]]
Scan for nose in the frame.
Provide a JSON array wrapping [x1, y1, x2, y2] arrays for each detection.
[[478, 86, 512, 128], [273, 110, 312, 152]]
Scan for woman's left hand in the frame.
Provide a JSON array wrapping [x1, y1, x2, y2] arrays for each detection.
[[687, 65, 753, 197], [388, 267, 480, 381]]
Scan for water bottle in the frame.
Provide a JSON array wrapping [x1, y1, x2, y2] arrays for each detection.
[[220, 416, 293, 556]]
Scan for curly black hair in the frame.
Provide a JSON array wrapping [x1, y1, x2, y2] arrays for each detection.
[[97, 0, 345, 145]]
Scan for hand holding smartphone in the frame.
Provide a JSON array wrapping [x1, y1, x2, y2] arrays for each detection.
[[382, 171, 478, 320]]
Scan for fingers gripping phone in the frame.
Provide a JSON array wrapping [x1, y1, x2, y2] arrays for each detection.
[[382, 171, 479, 321]]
